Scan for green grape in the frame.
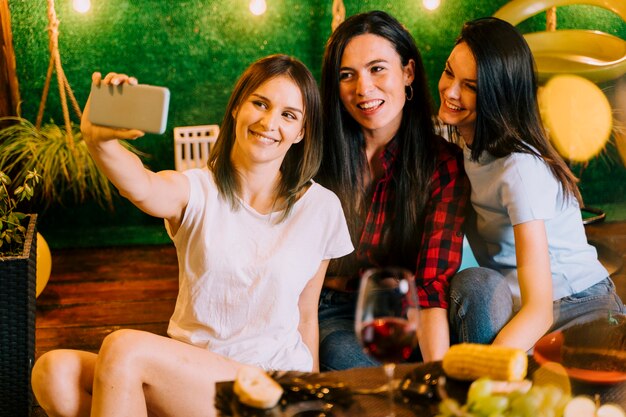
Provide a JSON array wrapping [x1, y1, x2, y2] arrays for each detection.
[[469, 394, 509, 416], [539, 384, 571, 416], [510, 390, 542, 417], [506, 389, 525, 405], [527, 386, 547, 408], [467, 377, 493, 403], [438, 398, 463, 416], [437, 378, 572, 417], [539, 409, 556, 417], [538, 385, 562, 409]]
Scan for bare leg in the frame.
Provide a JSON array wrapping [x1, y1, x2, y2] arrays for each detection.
[[91, 329, 243, 417], [31, 349, 97, 417]]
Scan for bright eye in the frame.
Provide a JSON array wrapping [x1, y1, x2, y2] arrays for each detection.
[[371, 65, 385, 73], [339, 71, 352, 81], [253, 100, 268, 109], [283, 111, 297, 120]]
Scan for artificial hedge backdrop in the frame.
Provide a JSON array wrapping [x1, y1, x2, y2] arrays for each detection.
[[8, 0, 626, 248]]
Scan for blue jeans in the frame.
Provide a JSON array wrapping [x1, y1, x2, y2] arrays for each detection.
[[318, 288, 379, 371], [449, 267, 625, 345]]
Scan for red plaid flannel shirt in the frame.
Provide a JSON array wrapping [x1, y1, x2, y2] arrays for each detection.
[[356, 135, 469, 309]]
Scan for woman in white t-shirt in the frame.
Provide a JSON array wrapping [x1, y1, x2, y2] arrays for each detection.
[[437, 17, 624, 352], [31, 54, 353, 417]]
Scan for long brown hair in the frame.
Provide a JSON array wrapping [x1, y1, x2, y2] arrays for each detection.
[[316, 11, 439, 271], [458, 17, 581, 203], [208, 54, 323, 222]]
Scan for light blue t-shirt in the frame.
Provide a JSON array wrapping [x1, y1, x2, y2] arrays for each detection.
[[463, 146, 608, 309]]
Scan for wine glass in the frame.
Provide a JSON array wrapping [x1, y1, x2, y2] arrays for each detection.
[[355, 267, 420, 417]]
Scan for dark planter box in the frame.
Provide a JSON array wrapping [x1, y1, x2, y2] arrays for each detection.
[[0, 215, 37, 417]]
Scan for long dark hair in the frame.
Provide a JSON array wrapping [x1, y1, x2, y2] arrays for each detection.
[[316, 10, 439, 271], [208, 54, 323, 222], [458, 17, 581, 203]]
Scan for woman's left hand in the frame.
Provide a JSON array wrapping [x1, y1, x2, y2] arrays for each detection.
[[81, 71, 145, 145]]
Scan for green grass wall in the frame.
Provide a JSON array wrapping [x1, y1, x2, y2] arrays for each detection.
[[7, 0, 626, 247]]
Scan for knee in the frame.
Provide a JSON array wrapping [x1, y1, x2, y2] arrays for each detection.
[[448, 268, 513, 344], [450, 268, 507, 303], [95, 329, 145, 382], [32, 350, 78, 396], [94, 329, 149, 385], [319, 330, 376, 371], [31, 350, 64, 403], [31, 350, 88, 417]]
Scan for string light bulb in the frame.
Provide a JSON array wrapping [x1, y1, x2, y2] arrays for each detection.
[[423, 0, 441, 11], [72, 0, 91, 13], [249, 0, 267, 16]]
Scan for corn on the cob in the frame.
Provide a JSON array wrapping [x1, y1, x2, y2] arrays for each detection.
[[442, 343, 528, 381]]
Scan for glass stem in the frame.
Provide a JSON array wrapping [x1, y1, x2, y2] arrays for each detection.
[[383, 362, 396, 417]]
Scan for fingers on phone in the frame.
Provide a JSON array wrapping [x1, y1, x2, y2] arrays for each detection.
[[102, 72, 120, 85], [122, 129, 145, 140], [92, 72, 102, 85], [101, 72, 138, 86], [93, 72, 138, 87]]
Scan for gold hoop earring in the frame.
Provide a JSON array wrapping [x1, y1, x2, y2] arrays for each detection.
[[405, 85, 414, 101]]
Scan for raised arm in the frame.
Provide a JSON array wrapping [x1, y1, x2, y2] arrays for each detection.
[[81, 72, 189, 229]]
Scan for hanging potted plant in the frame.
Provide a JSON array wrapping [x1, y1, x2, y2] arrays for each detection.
[[0, 168, 40, 416], [0, 0, 142, 210], [0, 116, 124, 210]]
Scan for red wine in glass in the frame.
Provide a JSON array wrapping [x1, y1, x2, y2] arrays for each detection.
[[355, 267, 420, 417], [360, 317, 416, 363]]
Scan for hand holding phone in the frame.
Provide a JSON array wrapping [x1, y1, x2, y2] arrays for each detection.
[[88, 81, 170, 134]]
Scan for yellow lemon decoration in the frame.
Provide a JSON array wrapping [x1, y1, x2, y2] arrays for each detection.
[[538, 74, 612, 162], [524, 30, 626, 84], [494, 0, 626, 83], [36, 233, 52, 298]]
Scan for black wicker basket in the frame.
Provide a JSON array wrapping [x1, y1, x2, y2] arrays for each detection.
[[0, 215, 37, 417]]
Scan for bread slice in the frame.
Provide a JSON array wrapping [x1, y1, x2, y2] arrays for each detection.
[[233, 366, 283, 409]]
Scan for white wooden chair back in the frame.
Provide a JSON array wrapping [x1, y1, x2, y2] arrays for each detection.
[[173, 124, 219, 171]]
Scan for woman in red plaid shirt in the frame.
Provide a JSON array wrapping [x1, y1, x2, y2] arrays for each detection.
[[316, 10, 470, 370]]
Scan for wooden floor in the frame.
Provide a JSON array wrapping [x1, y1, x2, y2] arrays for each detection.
[[31, 244, 179, 416], [29, 221, 626, 416], [35, 244, 180, 359]]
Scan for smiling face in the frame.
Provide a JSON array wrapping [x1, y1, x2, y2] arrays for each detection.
[[231, 75, 305, 169], [438, 42, 478, 144], [338, 33, 414, 142]]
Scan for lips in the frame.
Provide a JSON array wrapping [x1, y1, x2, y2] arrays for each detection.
[[444, 100, 462, 111], [250, 130, 279, 144], [357, 99, 384, 111]]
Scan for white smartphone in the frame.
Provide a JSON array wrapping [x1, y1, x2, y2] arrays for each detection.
[[89, 82, 170, 134]]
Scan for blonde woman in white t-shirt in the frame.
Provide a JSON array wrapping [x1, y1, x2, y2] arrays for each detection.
[[31, 54, 353, 417]]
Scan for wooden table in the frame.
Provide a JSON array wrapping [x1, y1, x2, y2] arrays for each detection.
[[215, 360, 626, 416]]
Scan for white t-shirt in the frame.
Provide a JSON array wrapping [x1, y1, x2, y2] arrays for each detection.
[[464, 147, 608, 309], [166, 168, 353, 371]]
